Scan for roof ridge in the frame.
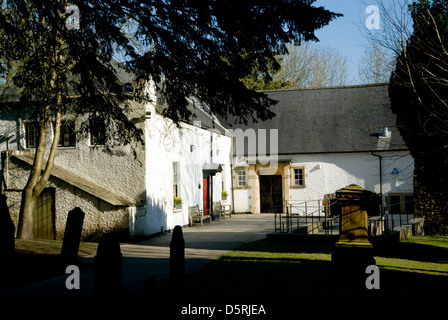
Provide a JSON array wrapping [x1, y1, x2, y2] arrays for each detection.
[[259, 83, 389, 93]]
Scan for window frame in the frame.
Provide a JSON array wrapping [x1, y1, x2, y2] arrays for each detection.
[[290, 166, 306, 188], [386, 193, 414, 215], [24, 121, 39, 149], [236, 168, 247, 188], [58, 119, 76, 148], [89, 116, 106, 146]]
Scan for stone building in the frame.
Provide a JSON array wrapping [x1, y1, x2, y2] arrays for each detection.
[[0, 78, 232, 240], [224, 84, 414, 217]]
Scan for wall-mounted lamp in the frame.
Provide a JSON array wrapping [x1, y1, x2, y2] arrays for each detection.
[[391, 168, 399, 188], [391, 168, 399, 175]]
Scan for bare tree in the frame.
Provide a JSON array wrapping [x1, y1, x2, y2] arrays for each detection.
[[274, 42, 349, 89], [359, 0, 448, 235], [359, 0, 414, 55], [358, 41, 396, 84]]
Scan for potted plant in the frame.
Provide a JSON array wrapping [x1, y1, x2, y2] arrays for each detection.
[[221, 190, 228, 200], [173, 197, 182, 209]]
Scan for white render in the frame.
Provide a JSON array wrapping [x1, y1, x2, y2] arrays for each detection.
[[232, 151, 413, 214], [0, 78, 233, 239], [131, 82, 233, 236], [228, 85, 415, 216]]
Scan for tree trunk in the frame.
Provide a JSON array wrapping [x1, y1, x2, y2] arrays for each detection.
[[18, 188, 38, 240], [17, 106, 62, 239], [16, 15, 65, 239]]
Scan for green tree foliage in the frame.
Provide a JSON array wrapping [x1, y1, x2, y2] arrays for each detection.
[[389, 0, 448, 235], [0, 0, 340, 238]]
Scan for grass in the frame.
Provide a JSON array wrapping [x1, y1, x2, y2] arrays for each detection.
[[183, 236, 448, 302], [3, 236, 448, 303], [14, 239, 98, 257]]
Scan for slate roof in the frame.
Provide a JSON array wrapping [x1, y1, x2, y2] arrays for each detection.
[[221, 83, 408, 155], [12, 152, 135, 207]]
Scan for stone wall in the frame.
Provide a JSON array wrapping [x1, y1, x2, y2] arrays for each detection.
[[4, 155, 131, 241]]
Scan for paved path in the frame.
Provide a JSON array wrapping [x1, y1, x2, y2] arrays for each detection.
[[0, 214, 275, 301]]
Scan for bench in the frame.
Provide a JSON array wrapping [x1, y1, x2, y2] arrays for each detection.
[[189, 205, 211, 226], [213, 201, 232, 220]]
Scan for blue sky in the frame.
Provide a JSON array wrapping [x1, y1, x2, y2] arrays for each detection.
[[313, 0, 379, 84]]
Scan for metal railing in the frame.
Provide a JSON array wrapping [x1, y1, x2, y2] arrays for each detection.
[[274, 200, 339, 235], [274, 199, 413, 236], [385, 199, 415, 230]]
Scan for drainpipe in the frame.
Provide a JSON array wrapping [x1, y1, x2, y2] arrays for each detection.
[[371, 153, 384, 216], [210, 129, 213, 219], [230, 163, 235, 214]]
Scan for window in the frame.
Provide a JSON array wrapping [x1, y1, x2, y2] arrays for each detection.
[[25, 122, 38, 148], [386, 194, 414, 214], [389, 196, 401, 214], [291, 167, 305, 187], [237, 169, 246, 187], [90, 117, 106, 145], [173, 162, 180, 198], [58, 120, 76, 147]]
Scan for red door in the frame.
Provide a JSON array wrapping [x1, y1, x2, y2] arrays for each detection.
[[203, 177, 209, 215]]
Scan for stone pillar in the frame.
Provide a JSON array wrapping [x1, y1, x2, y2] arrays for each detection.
[[248, 164, 260, 214], [332, 184, 375, 290]]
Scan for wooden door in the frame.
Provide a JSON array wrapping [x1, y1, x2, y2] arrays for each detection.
[[203, 177, 209, 216], [33, 188, 55, 239], [260, 175, 283, 213]]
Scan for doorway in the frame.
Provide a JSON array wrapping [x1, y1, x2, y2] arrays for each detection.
[[259, 175, 283, 213], [34, 188, 55, 239], [203, 177, 209, 216]]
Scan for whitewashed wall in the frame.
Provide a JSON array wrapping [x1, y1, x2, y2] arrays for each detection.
[[233, 151, 414, 213], [137, 89, 233, 236]]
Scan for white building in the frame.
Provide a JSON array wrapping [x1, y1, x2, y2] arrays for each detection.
[[133, 89, 233, 236], [0, 76, 233, 240], [223, 84, 414, 217]]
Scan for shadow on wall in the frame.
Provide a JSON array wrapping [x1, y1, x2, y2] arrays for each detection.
[[130, 194, 167, 239]]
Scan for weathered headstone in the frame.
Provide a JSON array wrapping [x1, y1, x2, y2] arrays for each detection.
[[0, 194, 15, 272], [61, 207, 85, 263], [333, 184, 375, 264], [332, 184, 376, 291], [170, 225, 185, 292], [94, 233, 122, 299]]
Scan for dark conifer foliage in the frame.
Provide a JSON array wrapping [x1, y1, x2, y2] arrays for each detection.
[[1, 0, 341, 126], [389, 0, 448, 235]]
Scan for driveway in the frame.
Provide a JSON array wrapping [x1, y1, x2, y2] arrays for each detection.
[[0, 213, 275, 301]]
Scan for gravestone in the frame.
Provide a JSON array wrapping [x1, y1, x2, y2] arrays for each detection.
[[0, 194, 15, 274], [61, 207, 85, 263], [170, 225, 185, 292], [332, 184, 375, 265], [94, 233, 122, 299]]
